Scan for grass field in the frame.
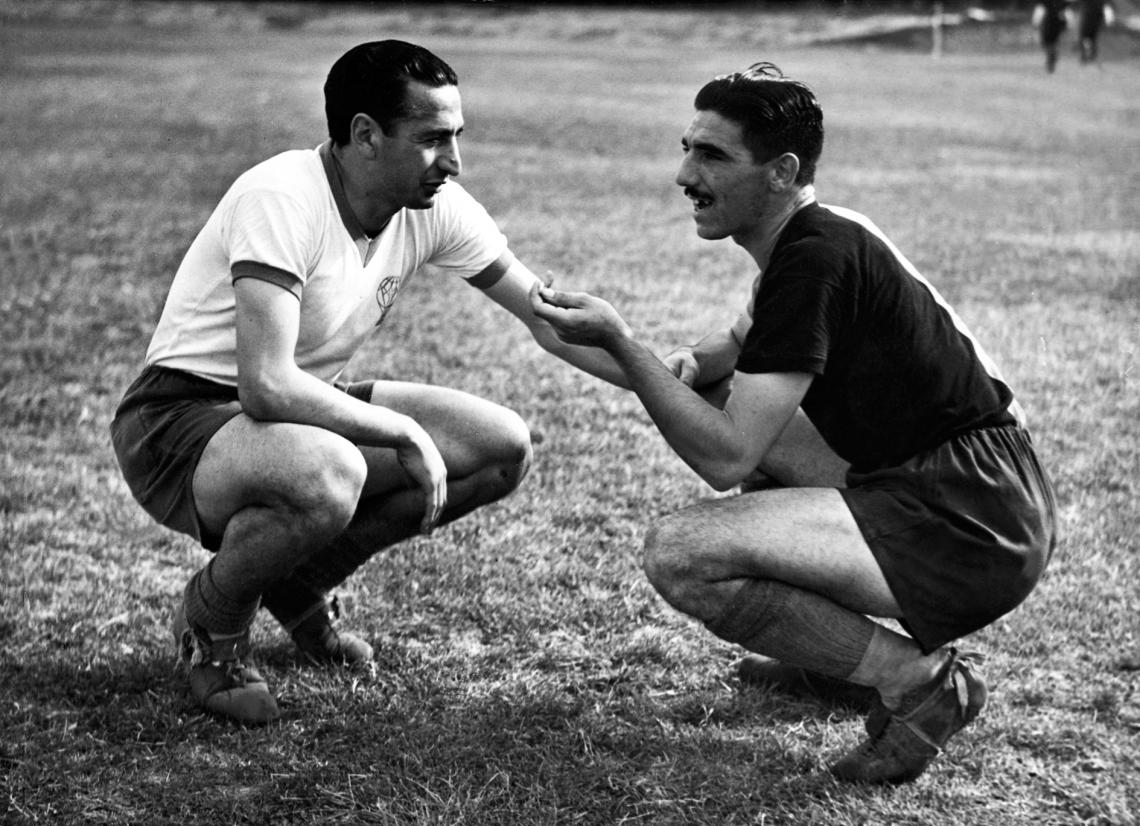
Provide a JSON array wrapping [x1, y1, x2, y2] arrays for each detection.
[[1, 2, 1138, 824]]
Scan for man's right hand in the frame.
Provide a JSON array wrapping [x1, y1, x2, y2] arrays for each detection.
[[396, 426, 448, 534]]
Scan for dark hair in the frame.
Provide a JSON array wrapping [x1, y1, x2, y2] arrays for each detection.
[[324, 40, 459, 145], [693, 62, 823, 185]]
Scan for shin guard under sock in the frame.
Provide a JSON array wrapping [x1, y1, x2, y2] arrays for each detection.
[[705, 578, 876, 680]]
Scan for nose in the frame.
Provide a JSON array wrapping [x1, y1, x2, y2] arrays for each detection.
[[438, 137, 461, 176], [675, 154, 695, 188]]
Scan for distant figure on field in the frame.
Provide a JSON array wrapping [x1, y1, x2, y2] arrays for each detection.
[[110, 40, 626, 725], [532, 63, 1057, 785], [1033, 0, 1071, 72], [1076, 0, 1115, 63]]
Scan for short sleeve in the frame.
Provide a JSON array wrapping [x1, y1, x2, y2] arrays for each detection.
[[426, 184, 509, 278], [220, 189, 315, 286]]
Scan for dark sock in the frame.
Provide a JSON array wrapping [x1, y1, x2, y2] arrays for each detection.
[[261, 529, 379, 627], [261, 574, 327, 629], [705, 578, 876, 680], [183, 560, 260, 636], [288, 532, 375, 596]]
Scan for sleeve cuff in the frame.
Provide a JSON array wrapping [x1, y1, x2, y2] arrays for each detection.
[[231, 260, 303, 299]]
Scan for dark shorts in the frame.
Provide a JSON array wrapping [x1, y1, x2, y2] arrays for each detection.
[[110, 365, 374, 550], [840, 423, 1057, 653]]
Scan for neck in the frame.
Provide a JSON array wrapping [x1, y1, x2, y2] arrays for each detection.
[[330, 143, 396, 238], [738, 185, 816, 270]]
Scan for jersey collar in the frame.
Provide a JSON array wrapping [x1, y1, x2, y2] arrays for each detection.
[[319, 140, 371, 243]]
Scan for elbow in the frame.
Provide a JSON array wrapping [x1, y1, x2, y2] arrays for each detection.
[[693, 441, 764, 491], [704, 471, 743, 493], [237, 375, 288, 421], [697, 460, 749, 492]]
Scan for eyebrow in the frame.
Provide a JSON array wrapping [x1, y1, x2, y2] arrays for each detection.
[[415, 124, 464, 140], [683, 136, 729, 158]]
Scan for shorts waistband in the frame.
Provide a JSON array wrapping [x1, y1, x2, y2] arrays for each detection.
[[117, 364, 239, 412]]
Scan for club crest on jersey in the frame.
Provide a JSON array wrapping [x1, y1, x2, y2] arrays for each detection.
[[375, 276, 401, 326]]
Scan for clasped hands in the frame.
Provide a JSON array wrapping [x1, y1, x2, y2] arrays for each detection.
[[529, 280, 633, 349], [529, 278, 700, 387]]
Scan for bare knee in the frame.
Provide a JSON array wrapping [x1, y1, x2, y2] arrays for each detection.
[[504, 413, 534, 488], [285, 439, 367, 536], [642, 519, 703, 616], [483, 409, 533, 498]]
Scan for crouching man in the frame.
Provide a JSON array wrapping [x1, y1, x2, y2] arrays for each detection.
[[531, 62, 1056, 783]]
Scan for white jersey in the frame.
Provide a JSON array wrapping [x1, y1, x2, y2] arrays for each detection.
[[146, 142, 508, 385]]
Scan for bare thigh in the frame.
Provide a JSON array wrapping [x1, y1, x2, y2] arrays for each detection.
[[192, 383, 529, 537], [357, 381, 531, 498], [646, 487, 900, 621], [193, 415, 366, 542]]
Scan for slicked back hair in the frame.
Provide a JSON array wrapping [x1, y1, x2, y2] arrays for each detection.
[[324, 40, 458, 145], [693, 62, 824, 185]]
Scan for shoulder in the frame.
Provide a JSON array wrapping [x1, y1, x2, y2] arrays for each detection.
[[229, 148, 325, 199], [772, 204, 860, 266], [810, 203, 880, 235], [433, 180, 486, 214], [409, 181, 501, 240], [219, 149, 327, 221], [769, 202, 907, 290], [201, 151, 332, 269], [796, 203, 899, 257]]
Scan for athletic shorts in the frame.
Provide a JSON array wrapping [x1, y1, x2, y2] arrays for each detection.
[[840, 423, 1057, 653], [110, 364, 374, 551]]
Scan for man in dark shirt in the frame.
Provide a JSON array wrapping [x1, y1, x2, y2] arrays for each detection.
[[1075, 0, 1115, 64], [531, 62, 1056, 784], [1033, 0, 1071, 72]]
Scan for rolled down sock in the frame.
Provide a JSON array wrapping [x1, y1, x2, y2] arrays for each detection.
[[183, 559, 260, 636], [705, 577, 875, 680]]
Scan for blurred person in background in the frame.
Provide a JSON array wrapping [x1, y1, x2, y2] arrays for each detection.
[[110, 40, 625, 725], [532, 62, 1057, 785], [1076, 0, 1116, 64], [1033, 0, 1072, 72]]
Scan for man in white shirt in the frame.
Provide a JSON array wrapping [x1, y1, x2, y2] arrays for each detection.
[[111, 40, 622, 724]]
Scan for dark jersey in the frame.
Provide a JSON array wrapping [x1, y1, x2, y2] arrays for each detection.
[[1040, 0, 1070, 38], [735, 202, 1019, 472], [1077, 0, 1106, 36]]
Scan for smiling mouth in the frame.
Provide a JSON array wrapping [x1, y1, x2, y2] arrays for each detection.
[[685, 189, 713, 211]]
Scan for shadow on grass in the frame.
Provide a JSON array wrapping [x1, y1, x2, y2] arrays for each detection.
[[0, 647, 872, 822]]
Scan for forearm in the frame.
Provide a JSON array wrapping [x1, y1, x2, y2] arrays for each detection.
[[608, 334, 751, 490], [530, 285, 799, 489], [534, 327, 631, 388], [674, 314, 748, 388], [239, 366, 424, 449]]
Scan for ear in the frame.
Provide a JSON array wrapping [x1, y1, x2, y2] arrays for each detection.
[[768, 153, 801, 191], [348, 113, 383, 158]]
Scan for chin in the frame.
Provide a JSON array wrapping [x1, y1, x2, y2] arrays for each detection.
[[694, 223, 728, 241]]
